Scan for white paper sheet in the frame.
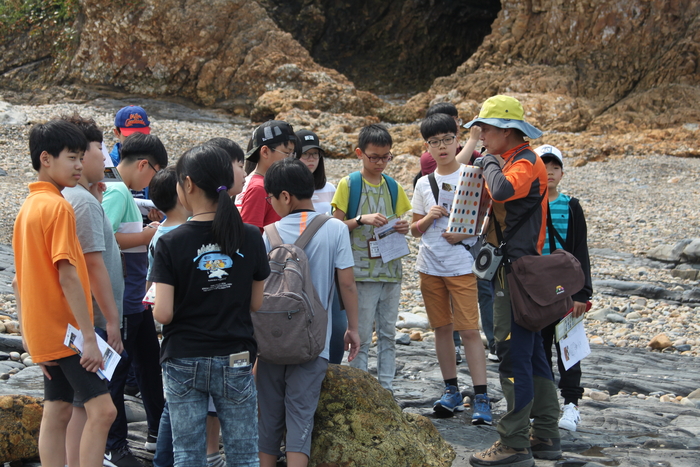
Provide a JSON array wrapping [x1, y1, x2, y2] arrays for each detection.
[[374, 217, 410, 263], [559, 321, 591, 371], [64, 324, 121, 381]]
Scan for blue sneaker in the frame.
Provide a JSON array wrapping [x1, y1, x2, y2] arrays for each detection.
[[472, 393, 492, 425], [433, 384, 464, 416]]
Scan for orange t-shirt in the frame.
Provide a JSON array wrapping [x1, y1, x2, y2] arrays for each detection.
[[13, 182, 93, 363]]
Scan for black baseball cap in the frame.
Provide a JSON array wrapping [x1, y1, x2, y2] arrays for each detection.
[[246, 120, 296, 163], [295, 129, 324, 155]]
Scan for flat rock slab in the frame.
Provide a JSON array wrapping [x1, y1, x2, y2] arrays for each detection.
[[1, 340, 698, 467]]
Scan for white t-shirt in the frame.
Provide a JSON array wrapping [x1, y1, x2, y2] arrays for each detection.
[[412, 167, 477, 276], [312, 182, 336, 215]]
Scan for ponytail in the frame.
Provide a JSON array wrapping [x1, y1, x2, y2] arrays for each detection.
[[176, 145, 245, 257]]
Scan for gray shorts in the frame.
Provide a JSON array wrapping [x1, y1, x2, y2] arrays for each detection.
[[257, 356, 329, 457]]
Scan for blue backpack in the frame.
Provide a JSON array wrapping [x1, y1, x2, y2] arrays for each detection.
[[345, 171, 398, 219]]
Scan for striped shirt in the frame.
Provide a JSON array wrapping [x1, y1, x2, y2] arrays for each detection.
[[542, 193, 570, 255]]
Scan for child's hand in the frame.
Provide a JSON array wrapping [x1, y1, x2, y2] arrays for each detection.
[[441, 232, 471, 245], [362, 213, 388, 227], [344, 329, 360, 362], [426, 205, 449, 221], [394, 219, 410, 235], [106, 321, 124, 355], [80, 339, 105, 373], [571, 301, 588, 318], [147, 208, 165, 222]]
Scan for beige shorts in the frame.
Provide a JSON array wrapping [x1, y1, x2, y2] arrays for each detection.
[[419, 272, 479, 330]]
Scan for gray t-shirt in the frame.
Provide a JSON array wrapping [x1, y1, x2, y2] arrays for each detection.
[[63, 185, 124, 329], [263, 212, 354, 360]]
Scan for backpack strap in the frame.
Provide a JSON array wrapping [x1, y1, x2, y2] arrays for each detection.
[[383, 174, 398, 215], [294, 214, 332, 250], [263, 223, 284, 249], [346, 171, 362, 219], [346, 171, 398, 219], [428, 172, 439, 204]]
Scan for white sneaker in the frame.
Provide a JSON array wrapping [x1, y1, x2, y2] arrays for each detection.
[[559, 402, 580, 431]]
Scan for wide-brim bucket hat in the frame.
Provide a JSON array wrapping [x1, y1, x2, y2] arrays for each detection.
[[464, 95, 543, 140]]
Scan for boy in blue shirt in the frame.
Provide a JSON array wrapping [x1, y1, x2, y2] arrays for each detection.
[[259, 158, 359, 467], [534, 145, 592, 432]]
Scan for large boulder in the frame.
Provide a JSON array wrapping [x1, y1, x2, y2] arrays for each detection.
[[0, 395, 42, 463], [310, 365, 455, 467]]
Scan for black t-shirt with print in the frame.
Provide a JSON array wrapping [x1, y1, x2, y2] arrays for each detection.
[[151, 221, 270, 364]]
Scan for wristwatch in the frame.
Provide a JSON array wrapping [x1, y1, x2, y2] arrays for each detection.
[[355, 215, 364, 226]]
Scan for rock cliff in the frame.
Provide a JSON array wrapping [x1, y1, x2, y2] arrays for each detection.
[[0, 0, 698, 160]]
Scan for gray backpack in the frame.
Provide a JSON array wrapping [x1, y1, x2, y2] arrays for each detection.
[[253, 215, 332, 365]]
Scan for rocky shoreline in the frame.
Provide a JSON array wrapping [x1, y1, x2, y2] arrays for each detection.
[[1, 99, 700, 466]]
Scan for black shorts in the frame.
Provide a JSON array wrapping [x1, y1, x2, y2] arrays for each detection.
[[44, 354, 109, 405]]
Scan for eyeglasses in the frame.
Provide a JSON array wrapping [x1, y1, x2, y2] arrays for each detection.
[[426, 136, 457, 148], [265, 194, 273, 205], [272, 147, 296, 158], [300, 151, 321, 161], [363, 152, 393, 164], [138, 159, 159, 173]]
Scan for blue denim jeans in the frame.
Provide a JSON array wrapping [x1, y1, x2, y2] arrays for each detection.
[[163, 356, 258, 467], [153, 402, 173, 467]]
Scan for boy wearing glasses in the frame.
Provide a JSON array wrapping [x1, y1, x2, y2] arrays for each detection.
[[411, 113, 491, 424], [236, 120, 297, 233], [102, 133, 167, 466], [331, 124, 411, 392]]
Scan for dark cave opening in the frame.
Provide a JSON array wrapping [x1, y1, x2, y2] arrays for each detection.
[[259, 0, 501, 95]]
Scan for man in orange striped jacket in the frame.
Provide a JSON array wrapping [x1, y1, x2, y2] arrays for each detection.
[[466, 96, 562, 467]]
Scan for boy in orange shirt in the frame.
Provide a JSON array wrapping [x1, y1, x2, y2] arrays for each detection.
[[12, 119, 116, 467]]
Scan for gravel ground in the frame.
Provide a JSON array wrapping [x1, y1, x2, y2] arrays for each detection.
[[2, 99, 700, 356]]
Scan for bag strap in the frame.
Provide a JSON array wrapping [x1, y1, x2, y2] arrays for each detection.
[[294, 214, 332, 250], [546, 207, 565, 252], [428, 172, 439, 204], [263, 223, 284, 249], [497, 190, 547, 246]]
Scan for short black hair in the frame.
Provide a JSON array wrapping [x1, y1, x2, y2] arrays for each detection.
[[207, 137, 244, 163], [420, 113, 458, 140], [120, 133, 168, 168], [148, 166, 179, 213], [28, 120, 88, 171], [59, 113, 103, 143], [425, 102, 458, 118], [264, 158, 314, 200], [358, 124, 392, 152]]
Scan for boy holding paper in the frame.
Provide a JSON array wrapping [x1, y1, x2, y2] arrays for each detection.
[[534, 144, 592, 432], [410, 113, 491, 424], [12, 119, 117, 467], [331, 124, 411, 392]]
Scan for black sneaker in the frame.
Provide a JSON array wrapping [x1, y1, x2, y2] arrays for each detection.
[[104, 446, 143, 467], [124, 385, 139, 397], [456, 346, 463, 365], [530, 435, 562, 460], [144, 434, 157, 452]]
